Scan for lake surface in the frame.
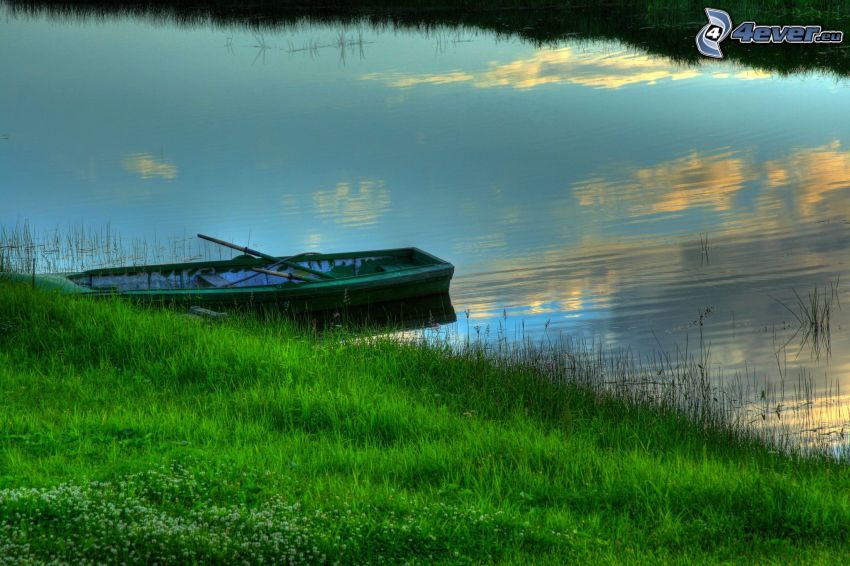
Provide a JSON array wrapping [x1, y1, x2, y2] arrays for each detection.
[[2, 5, 850, 434]]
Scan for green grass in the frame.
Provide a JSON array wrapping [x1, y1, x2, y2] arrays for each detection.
[[2, 281, 850, 563]]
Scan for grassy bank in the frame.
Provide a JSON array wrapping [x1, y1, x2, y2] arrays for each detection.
[[7, 0, 850, 77], [2, 282, 850, 563]]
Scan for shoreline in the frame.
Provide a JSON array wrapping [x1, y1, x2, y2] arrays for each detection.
[[5, 0, 850, 78]]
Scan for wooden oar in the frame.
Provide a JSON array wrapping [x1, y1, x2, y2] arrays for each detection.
[[197, 233, 333, 279]]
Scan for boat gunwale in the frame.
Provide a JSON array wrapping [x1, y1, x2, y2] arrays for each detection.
[[108, 263, 454, 298], [65, 247, 454, 296]]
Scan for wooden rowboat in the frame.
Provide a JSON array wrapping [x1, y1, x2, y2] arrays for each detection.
[[3, 245, 454, 313]]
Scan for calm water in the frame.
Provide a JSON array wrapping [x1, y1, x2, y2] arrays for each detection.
[[2, 8, 850, 412]]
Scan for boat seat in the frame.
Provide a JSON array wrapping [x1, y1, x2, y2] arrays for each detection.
[[196, 273, 231, 288]]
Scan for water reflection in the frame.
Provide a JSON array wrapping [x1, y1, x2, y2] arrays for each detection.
[[122, 153, 178, 181], [447, 135, 850, 386], [453, 218, 849, 379], [571, 142, 850, 224], [573, 148, 750, 215], [361, 45, 773, 91], [765, 141, 850, 217], [290, 293, 456, 333], [311, 179, 391, 228]]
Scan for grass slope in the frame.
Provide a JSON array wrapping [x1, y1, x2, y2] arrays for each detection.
[[1, 281, 849, 564]]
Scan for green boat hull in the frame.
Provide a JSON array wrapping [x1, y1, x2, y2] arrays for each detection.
[[3, 247, 454, 314]]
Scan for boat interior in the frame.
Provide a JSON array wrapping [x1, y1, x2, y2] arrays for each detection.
[[68, 249, 434, 292]]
